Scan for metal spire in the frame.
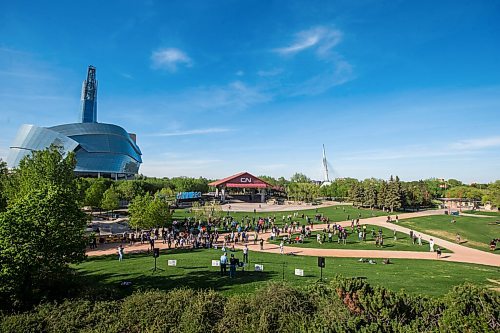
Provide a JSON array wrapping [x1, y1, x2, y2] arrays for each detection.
[[322, 144, 330, 182], [80, 65, 98, 123]]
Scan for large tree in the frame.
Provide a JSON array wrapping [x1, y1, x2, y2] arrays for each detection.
[[128, 193, 171, 229], [0, 146, 87, 309], [101, 186, 120, 215], [290, 173, 311, 183], [84, 179, 110, 211], [385, 176, 403, 212]]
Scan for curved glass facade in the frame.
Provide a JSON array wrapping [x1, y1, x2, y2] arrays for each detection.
[[7, 122, 142, 177]]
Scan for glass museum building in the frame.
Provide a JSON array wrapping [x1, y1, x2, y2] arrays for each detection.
[[7, 66, 142, 179]]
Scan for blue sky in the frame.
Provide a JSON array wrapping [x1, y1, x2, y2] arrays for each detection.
[[1, 0, 499, 183]]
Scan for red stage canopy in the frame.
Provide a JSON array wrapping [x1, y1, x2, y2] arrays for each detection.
[[209, 172, 271, 189]]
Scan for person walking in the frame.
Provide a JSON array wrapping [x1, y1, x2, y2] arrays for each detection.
[[418, 234, 422, 246], [243, 244, 249, 263], [393, 229, 397, 241], [260, 238, 264, 250], [429, 238, 435, 252], [436, 247, 442, 259], [279, 241, 284, 255], [117, 245, 124, 261], [220, 252, 228, 276]]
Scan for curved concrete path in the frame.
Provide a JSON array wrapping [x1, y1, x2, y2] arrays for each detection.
[[87, 209, 500, 267]]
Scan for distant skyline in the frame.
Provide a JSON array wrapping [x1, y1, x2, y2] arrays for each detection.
[[1, 1, 499, 183]]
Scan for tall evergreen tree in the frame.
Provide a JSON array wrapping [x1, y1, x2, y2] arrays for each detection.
[[385, 175, 403, 212]]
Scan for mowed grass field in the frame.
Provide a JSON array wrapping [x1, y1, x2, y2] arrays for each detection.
[[399, 215, 499, 253], [268, 224, 445, 252], [463, 210, 500, 217], [172, 205, 387, 225], [76, 248, 499, 297]]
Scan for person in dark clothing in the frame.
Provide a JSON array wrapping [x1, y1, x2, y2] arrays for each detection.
[[229, 254, 237, 278]]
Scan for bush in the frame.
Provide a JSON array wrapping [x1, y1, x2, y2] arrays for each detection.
[[0, 280, 498, 333]]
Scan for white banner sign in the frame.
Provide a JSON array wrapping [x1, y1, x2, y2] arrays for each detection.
[[294, 269, 304, 277], [212, 260, 220, 267], [254, 264, 264, 272], [168, 260, 177, 266]]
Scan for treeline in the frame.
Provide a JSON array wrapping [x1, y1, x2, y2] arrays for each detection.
[[260, 172, 500, 210], [76, 176, 211, 212], [1, 279, 498, 333]]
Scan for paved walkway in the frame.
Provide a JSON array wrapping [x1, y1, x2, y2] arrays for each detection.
[[87, 209, 500, 267], [220, 201, 341, 212]]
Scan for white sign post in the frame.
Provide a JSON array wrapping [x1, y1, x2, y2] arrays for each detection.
[[212, 260, 220, 267], [254, 264, 264, 272], [294, 269, 304, 277], [168, 260, 177, 266]]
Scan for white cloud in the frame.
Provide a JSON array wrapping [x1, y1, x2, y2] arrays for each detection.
[[151, 128, 233, 137], [275, 26, 342, 56], [450, 136, 500, 150], [186, 81, 272, 111], [235, 70, 244, 76], [289, 58, 354, 96], [151, 48, 192, 71], [257, 68, 283, 77]]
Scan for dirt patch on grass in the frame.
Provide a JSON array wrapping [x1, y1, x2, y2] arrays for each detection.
[[426, 230, 487, 250]]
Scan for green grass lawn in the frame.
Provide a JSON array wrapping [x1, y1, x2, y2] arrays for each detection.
[[172, 205, 387, 226], [268, 224, 445, 252], [399, 215, 499, 253], [463, 210, 500, 217], [76, 248, 499, 297]]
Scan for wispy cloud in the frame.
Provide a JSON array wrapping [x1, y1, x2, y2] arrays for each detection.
[[450, 136, 500, 150], [289, 58, 354, 96], [339, 135, 500, 162], [275, 26, 342, 56], [151, 48, 192, 72], [186, 81, 272, 111], [151, 128, 233, 137], [257, 68, 283, 77], [235, 70, 244, 76]]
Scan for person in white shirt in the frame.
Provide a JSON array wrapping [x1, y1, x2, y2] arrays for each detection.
[[220, 252, 228, 276], [429, 238, 435, 252], [279, 241, 284, 255], [117, 245, 124, 261], [243, 244, 249, 263]]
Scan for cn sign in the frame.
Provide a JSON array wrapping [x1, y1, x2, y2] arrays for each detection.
[[240, 177, 252, 183]]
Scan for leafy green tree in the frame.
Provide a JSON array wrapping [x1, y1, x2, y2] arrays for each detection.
[[169, 177, 209, 193], [128, 194, 150, 230], [258, 175, 278, 186], [146, 194, 171, 227], [101, 186, 120, 214], [128, 193, 171, 229], [290, 173, 311, 183], [116, 180, 144, 202], [84, 179, 109, 211], [0, 147, 87, 310], [447, 179, 463, 188], [486, 180, 500, 207], [446, 186, 484, 200]]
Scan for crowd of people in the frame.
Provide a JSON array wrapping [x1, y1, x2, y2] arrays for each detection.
[[85, 208, 500, 264]]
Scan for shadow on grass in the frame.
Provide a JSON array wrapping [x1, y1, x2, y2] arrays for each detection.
[[78, 249, 274, 300]]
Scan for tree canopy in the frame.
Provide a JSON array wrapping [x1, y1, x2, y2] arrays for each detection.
[[0, 147, 87, 310]]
